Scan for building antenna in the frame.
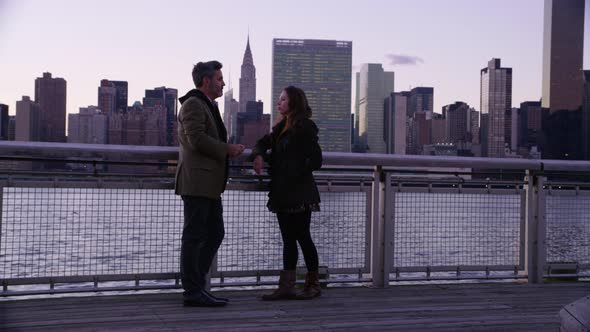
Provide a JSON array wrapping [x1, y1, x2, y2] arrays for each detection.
[[228, 66, 232, 90]]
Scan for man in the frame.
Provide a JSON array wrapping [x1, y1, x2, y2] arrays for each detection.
[[175, 60, 244, 307]]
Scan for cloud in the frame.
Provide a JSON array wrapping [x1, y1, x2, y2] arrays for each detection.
[[385, 54, 425, 66]]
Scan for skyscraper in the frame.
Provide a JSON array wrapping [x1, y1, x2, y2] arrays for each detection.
[[506, 107, 519, 153], [384, 92, 407, 154], [35, 72, 66, 142], [542, 0, 585, 113], [518, 101, 543, 149], [402, 87, 434, 154], [143, 87, 178, 146], [68, 106, 107, 144], [541, 0, 586, 160], [409, 111, 432, 154], [407, 87, 434, 116], [272, 38, 352, 152], [107, 111, 125, 145], [98, 80, 117, 115], [223, 88, 240, 142], [112, 81, 128, 113], [239, 36, 256, 113], [443, 102, 470, 144], [480, 58, 512, 158], [469, 108, 480, 145], [236, 101, 269, 148], [8, 116, 15, 141], [0, 104, 8, 140], [358, 63, 394, 153], [15, 96, 40, 142], [431, 113, 446, 145], [98, 79, 128, 115], [353, 72, 360, 147], [142, 105, 167, 146], [15, 96, 40, 170], [583, 71, 590, 159]]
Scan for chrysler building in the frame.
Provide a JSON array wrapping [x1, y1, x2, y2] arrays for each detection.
[[239, 35, 257, 113]]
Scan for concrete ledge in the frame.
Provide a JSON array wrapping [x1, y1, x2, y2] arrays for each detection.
[[560, 294, 590, 331]]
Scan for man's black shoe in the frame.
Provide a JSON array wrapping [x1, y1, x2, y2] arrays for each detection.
[[203, 289, 229, 303], [183, 290, 227, 307]]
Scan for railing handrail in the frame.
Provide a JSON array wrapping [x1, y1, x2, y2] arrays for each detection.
[[2, 140, 590, 171]]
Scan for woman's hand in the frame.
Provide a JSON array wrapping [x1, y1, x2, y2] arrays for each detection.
[[253, 155, 264, 175]]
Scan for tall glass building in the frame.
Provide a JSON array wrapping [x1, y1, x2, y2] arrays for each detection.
[[480, 59, 512, 158], [357, 63, 394, 154], [272, 38, 352, 152], [542, 0, 585, 113], [407, 87, 434, 117], [541, 0, 586, 160]]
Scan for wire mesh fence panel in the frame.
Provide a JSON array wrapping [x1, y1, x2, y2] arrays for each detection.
[[392, 192, 521, 268], [312, 191, 368, 271], [546, 193, 590, 265], [217, 190, 369, 273], [0, 187, 183, 279], [218, 190, 279, 272]]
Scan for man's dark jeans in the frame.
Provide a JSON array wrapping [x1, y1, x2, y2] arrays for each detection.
[[180, 196, 224, 294]]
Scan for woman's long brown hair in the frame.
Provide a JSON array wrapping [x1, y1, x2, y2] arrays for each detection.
[[278, 86, 312, 139]]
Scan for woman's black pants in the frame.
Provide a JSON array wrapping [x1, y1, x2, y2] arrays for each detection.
[[276, 210, 319, 272]]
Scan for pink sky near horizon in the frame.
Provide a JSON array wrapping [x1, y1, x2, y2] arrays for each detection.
[[1, 0, 589, 118]]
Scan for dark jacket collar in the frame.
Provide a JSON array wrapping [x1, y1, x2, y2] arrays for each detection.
[[272, 118, 286, 134], [179, 89, 227, 143], [179, 89, 214, 108]]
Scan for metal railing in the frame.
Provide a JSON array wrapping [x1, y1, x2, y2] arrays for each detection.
[[0, 141, 589, 296], [386, 177, 523, 280]]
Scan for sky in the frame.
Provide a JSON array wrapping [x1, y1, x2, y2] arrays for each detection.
[[1, 0, 590, 119]]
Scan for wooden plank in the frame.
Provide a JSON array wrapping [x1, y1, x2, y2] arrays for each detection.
[[0, 283, 588, 331]]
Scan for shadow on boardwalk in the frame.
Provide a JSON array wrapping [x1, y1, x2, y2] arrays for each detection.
[[1, 282, 588, 331]]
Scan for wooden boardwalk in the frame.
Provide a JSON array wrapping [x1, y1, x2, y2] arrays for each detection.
[[1, 282, 588, 331]]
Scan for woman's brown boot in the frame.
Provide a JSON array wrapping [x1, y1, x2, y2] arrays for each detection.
[[262, 270, 296, 301], [296, 271, 321, 299]]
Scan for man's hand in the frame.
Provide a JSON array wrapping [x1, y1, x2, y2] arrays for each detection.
[[227, 144, 245, 158], [253, 155, 264, 175]]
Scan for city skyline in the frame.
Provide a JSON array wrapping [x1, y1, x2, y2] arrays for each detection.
[[1, 0, 590, 119]]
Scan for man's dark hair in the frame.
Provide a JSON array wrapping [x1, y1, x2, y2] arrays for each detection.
[[192, 61, 223, 88]]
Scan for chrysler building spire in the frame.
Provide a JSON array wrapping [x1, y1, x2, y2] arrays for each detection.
[[239, 33, 256, 113]]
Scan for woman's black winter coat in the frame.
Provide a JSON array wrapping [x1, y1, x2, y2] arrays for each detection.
[[252, 118, 323, 212]]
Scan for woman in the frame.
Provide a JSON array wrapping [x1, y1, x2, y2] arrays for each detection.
[[252, 86, 323, 300]]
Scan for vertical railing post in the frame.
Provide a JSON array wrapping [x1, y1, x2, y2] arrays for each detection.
[[370, 166, 388, 288], [0, 186, 3, 259], [524, 170, 546, 283], [208, 253, 218, 291], [383, 172, 394, 285], [537, 175, 547, 281]]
